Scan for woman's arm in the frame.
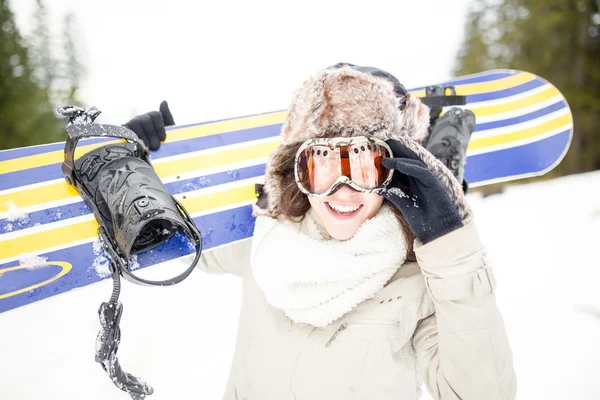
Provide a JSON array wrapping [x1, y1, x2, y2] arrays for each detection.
[[180, 238, 252, 277], [412, 219, 517, 399]]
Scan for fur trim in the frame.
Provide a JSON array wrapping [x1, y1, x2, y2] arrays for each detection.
[[280, 66, 428, 144], [402, 93, 431, 144], [254, 65, 471, 220]]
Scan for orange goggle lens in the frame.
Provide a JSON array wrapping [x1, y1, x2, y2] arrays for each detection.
[[295, 141, 392, 195]]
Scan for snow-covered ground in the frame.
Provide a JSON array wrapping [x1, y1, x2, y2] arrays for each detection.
[[1, 171, 599, 400]]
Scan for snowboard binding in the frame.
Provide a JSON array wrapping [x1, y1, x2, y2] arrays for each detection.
[[59, 105, 203, 399], [421, 85, 467, 129], [421, 86, 474, 193], [424, 107, 475, 188]]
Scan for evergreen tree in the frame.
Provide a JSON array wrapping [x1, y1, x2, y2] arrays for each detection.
[[26, 0, 64, 141], [0, 0, 62, 149], [57, 12, 85, 106], [59, 11, 83, 105], [0, 0, 86, 150], [455, 0, 600, 175], [29, 0, 54, 90]]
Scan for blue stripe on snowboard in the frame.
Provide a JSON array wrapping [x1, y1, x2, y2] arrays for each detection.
[[0, 138, 114, 162], [474, 100, 566, 132], [465, 129, 571, 183], [0, 204, 256, 313], [0, 124, 280, 191], [0, 163, 265, 233]]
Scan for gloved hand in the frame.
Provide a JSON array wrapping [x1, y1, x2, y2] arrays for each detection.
[[381, 140, 463, 244], [124, 100, 175, 150]]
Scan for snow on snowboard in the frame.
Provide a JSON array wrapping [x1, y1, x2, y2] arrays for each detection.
[[0, 69, 573, 314]]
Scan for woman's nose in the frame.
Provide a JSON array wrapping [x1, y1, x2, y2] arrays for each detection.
[[330, 185, 359, 200]]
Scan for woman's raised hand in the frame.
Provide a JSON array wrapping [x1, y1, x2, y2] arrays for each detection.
[[124, 100, 175, 151], [381, 140, 463, 244]]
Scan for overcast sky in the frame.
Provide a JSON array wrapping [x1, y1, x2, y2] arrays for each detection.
[[10, 0, 473, 126]]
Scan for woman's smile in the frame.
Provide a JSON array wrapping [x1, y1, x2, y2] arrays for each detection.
[[325, 201, 363, 219]]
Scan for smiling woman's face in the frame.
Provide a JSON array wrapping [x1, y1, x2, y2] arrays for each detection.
[[307, 185, 384, 241]]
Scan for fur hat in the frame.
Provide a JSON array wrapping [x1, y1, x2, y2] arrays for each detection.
[[255, 65, 469, 219], [280, 64, 430, 145]]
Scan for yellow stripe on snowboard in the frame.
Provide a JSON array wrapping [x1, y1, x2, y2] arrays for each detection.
[[469, 113, 573, 151], [0, 184, 257, 259], [470, 86, 561, 117]]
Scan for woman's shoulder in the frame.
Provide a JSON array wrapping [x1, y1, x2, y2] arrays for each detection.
[[381, 262, 428, 297]]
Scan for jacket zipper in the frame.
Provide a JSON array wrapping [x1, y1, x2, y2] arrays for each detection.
[[325, 320, 400, 347], [325, 323, 348, 348]]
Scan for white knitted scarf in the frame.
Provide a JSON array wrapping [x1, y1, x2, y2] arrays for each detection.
[[251, 205, 406, 328]]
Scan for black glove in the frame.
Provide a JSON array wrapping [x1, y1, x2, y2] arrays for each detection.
[[381, 140, 463, 244], [123, 100, 175, 150]]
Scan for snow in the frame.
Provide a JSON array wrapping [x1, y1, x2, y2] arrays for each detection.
[[92, 239, 112, 279], [18, 254, 49, 269], [1, 200, 30, 224], [129, 255, 140, 271], [1, 171, 599, 399]]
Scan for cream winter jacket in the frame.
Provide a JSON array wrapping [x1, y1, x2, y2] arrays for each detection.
[[195, 217, 517, 400]]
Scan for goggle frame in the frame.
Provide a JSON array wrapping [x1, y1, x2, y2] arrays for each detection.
[[293, 136, 395, 197]]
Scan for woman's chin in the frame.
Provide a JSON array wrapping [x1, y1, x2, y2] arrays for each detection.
[[322, 210, 368, 241], [328, 229, 358, 241]]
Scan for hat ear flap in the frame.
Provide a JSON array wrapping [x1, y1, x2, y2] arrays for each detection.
[[402, 93, 430, 144]]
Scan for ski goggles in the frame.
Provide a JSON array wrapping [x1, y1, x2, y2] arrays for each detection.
[[294, 136, 394, 197]]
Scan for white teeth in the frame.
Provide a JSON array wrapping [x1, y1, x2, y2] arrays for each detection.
[[328, 203, 361, 213]]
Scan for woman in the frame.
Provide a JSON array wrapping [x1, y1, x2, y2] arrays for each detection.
[[128, 65, 516, 399]]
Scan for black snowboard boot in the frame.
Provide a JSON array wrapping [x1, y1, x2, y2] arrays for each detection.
[[424, 107, 475, 192]]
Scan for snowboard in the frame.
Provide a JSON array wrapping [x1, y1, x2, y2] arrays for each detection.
[[0, 69, 573, 314]]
